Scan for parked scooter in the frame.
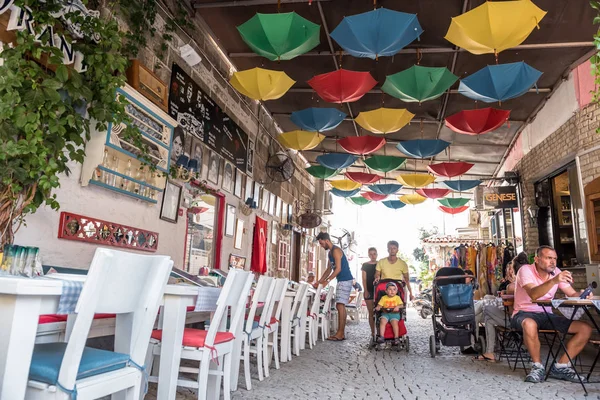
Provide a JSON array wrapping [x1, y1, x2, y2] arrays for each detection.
[[413, 289, 433, 319]]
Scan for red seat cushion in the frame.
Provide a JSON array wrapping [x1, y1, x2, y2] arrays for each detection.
[[151, 328, 235, 348], [253, 316, 278, 326], [39, 315, 62, 324], [186, 306, 196, 312], [93, 314, 116, 319]]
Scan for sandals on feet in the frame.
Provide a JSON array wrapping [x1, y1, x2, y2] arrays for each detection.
[[472, 354, 496, 363]]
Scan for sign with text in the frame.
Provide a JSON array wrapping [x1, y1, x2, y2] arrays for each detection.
[[483, 186, 518, 209]]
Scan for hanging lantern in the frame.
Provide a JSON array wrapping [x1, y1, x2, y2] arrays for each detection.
[[345, 171, 381, 184], [329, 179, 361, 191], [416, 188, 451, 199], [427, 162, 474, 178], [396, 173, 435, 188], [338, 136, 386, 155], [399, 193, 427, 205]]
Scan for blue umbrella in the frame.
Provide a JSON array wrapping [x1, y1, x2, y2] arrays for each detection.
[[316, 153, 357, 170], [330, 188, 360, 198], [290, 108, 347, 132], [396, 139, 450, 159], [368, 184, 403, 195], [442, 180, 481, 192], [330, 8, 423, 60], [382, 200, 406, 210], [458, 62, 542, 103]]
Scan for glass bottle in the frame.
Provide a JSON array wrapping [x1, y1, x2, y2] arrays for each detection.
[[122, 159, 132, 192], [111, 156, 120, 187], [101, 150, 111, 184], [148, 171, 157, 199], [135, 166, 145, 196]]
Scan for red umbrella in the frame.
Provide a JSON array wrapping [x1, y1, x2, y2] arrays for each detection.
[[439, 205, 469, 214], [416, 188, 451, 199], [427, 162, 474, 178], [308, 69, 377, 103], [338, 136, 386, 155], [345, 171, 381, 184], [445, 108, 510, 135], [361, 191, 388, 201]]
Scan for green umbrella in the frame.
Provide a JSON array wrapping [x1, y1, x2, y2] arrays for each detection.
[[306, 165, 338, 179], [382, 65, 458, 103], [438, 197, 470, 208], [363, 155, 407, 173], [349, 197, 371, 206], [237, 12, 321, 61]]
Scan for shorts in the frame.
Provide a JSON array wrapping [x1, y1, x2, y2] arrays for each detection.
[[380, 312, 400, 322], [335, 280, 353, 305], [511, 310, 572, 334], [364, 288, 374, 301]]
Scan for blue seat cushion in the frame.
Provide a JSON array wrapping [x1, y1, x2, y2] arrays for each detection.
[[29, 343, 129, 385]]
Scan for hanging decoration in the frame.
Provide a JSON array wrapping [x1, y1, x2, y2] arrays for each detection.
[[382, 65, 458, 103], [338, 136, 386, 155], [439, 205, 470, 215], [382, 200, 406, 210], [349, 196, 371, 206], [329, 179, 362, 191], [307, 69, 377, 103], [317, 153, 357, 170], [445, 108, 511, 136], [330, 188, 360, 198], [416, 188, 451, 199], [355, 107, 415, 134], [368, 183, 403, 195], [361, 191, 388, 202], [396, 139, 450, 159], [363, 155, 407, 173], [442, 180, 481, 192], [306, 165, 338, 179], [230, 68, 295, 100], [345, 171, 381, 184], [290, 108, 347, 132], [237, 12, 321, 61], [396, 173, 435, 188], [427, 162, 474, 178], [399, 193, 427, 205], [277, 130, 324, 150], [438, 197, 471, 208]]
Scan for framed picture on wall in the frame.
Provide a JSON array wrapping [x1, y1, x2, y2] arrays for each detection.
[[247, 139, 255, 178], [287, 204, 293, 223], [262, 189, 270, 212], [269, 193, 276, 215], [245, 177, 253, 202], [222, 161, 234, 193], [170, 126, 190, 165], [160, 181, 182, 223], [234, 171, 243, 198], [229, 254, 246, 269], [207, 151, 220, 185], [271, 221, 278, 245], [190, 138, 203, 177], [234, 219, 244, 249], [275, 197, 282, 218], [253, 182, 261, 206], [281, 201, 288, 224], [225, 204, 236, 237]]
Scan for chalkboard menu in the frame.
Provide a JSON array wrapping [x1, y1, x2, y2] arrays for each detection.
[[168, 63, 248, 173]]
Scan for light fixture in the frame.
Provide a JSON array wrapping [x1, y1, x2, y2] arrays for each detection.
[[527, 204, 539, 224], [180, 44, 202, 67], [174, 154, 198, 182]]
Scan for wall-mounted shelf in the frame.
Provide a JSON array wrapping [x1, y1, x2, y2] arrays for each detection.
[[89, 180, 158, 204]]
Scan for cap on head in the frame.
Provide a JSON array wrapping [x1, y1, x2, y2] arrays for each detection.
[[316, 232, 330, 241], [308, 271, 315, 277], [386, 282, 396, 289]]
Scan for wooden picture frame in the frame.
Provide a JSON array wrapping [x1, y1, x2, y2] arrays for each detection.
[[225, 204, 236, 237], [160, 181, 182, 223], [229, 253, 246, 269]]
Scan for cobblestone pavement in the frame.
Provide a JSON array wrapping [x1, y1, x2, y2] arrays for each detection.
[[146, 308, 600, 399]]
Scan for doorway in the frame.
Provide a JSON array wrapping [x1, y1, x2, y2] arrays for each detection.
[[291, 231, 302, 282]]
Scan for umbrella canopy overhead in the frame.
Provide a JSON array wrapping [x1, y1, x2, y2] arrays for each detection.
[[458, 62, 542, 103], [290, 107, 346, 132], [355, 107, 415, 134], [306, 165, 338, 179], [396, 173, 436, 188], [237, 12, 321, 61], [349, 196, 371, 206], [330, 188, 360, 198], [445, 1, 546, 56], [361, 191, 388, 202], [438, 197, 470, 208], [316, 153, 358, 170], [368, 183, 403, 195], [396, 139, 450, 159], [445, 108, 510, 136], [329, 179, 362, 191], [442, 180, 481, 192], [277, 130, 324, 150], [230, 68, 295, 101], [330, 8, 423, 60], [382, 200, 406, 210], [439, 205, 469, 215], [427, 162, 474, 178], [399, 193, 427, 205], [338, 136, 386, 155], [345, 171, 381, 184], [363, 155, 407, 173], [382, 65, 458, 103], [416, 188, 451, 199], [308, 69, 377, 103]]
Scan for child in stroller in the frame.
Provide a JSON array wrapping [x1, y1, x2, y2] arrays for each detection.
[[371, 279, 409, 351]]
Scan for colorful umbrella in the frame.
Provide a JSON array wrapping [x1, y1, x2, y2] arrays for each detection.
[[345, 171, 381, 184], [306, 165, 338, 179], [368, 183, 403, 195], [442, 180, 481, 192], [349, 196, 371, 206], [363, 155, 407, 173], [428, 162, 474, 178], [399, 193, 427, 205], [316, 153, 357, 170], [396, 173, 435, 188], [290, 108, 346, 132], [445, 108, 510, 136], [330, 188, 360, 198], [308, 69, 377, 103], [382, 65, 458, 103], [361, 191, 388, 202], [445, 1, 546, 55], [416, 188, 451, 199], [338, 136, 386, 155], [396, 139, 450, 159], [439, 205, 469, 215], [330, 8, 423, 60], [230, 68, 295, 101], [329, 179, 362, 191], [382, 200, 406, 210], [458, 62, 542, 103], [355, 107, 415, 134], [277, 130, 324, 150], [438, 198, 470, 208], [237, 12, 321, 61]]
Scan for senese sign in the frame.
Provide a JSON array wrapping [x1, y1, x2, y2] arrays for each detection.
[[483, 186, 518, 209]]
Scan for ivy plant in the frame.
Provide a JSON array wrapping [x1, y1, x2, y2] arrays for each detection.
[[590, 0, 600, 130]]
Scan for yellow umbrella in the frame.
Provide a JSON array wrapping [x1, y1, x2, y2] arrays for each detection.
[[277, 131, 325, 151], [355, 107, 415, 134], [230, 67, 295, 100], [445, 1, 546, 55], [399, 193, 427, 205], [329, 179, 361, 191], [200, 194, 216, 206], [396, 173, 435, 188]]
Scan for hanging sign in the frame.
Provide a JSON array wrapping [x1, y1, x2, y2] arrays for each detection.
[[483, 186, 518, 209]]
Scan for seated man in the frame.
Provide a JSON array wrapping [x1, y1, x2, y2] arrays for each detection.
[[352, 279, 363, 292], [512, 245, 592, 383], [306, 271, 316, 285]]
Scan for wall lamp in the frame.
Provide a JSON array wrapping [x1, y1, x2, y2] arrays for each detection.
[[527, 205, 539, 225]]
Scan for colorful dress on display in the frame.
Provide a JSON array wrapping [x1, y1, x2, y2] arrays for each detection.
[[466, 246, 477, 275]]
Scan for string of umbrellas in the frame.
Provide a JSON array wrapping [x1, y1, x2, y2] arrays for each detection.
[[228, 1, 547, 214]]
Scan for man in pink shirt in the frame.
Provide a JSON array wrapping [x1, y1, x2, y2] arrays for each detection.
[[512, 246, 592, 383]]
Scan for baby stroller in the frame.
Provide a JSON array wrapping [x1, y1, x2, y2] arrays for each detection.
[[429, 268, 475, 358], [370, 279, 409, 352]]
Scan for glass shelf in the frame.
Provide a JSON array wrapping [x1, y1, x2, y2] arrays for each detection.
[[89, 180, 158, 204], [98, 166, 163, 192]]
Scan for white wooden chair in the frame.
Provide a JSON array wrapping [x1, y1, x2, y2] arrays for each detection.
[[288, 283, 309, 359], [305, 285, 323, 349], [318, 287, 335, 342], [241, 276, 275, 391], [25, 248, 173, 400], [263, 278, 288, 377], [147, 269, 253, 400], [346, 291, 364, 321]]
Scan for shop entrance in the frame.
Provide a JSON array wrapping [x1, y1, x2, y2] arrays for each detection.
[[184, 191, 220, 274]]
